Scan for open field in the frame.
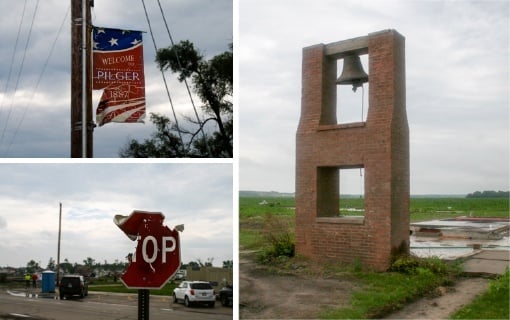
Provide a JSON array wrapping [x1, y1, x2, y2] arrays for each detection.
[[240, 196, 509, 219], [240, 196, 509, 249]]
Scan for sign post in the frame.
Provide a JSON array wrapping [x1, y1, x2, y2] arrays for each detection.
[[114, 210, 182, 320], [138, 289, 150, 320]]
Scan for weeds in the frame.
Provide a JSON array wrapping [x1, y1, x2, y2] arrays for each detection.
[[321, 256, 460, 319], [256, 213, 295, 264], [390, 255, 461, 276]]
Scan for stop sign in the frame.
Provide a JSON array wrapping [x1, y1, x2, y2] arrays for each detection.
[[114, 210, 181, 289]]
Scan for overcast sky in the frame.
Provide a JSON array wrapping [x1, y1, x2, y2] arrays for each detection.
[[239, 0, 509, 195], [0, 0, 232, 157], [0, 163, 233, 268]]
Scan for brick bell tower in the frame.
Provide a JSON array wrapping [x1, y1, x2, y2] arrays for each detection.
[[295, 30, 409, 271]]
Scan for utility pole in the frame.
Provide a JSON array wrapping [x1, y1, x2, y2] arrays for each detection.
[[56, 203, 62, 287], [71, 0, 93, 157]]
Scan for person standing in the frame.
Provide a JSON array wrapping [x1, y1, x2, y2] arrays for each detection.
[[31, 273, 38, 288], [24, 273, 32, 298], [25, 273, 31, 289], [24, 273, 31, 289]]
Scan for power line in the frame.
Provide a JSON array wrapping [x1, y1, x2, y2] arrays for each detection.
[[0, 0, 40, 153], [0, 0, 28, 125], [141, 0, 186, 155], [5, 5, 71, 156], [156, 0, 211, 156]]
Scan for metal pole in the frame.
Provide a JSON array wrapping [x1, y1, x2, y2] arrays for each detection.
[[85, 2, 93, 157], [138, 289, 149, 320], [56, 203, 62, 287]]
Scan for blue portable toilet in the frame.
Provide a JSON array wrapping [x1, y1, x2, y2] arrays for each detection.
[[41, 270, 56, 293]]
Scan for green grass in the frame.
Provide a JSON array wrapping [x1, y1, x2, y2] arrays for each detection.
[[89, 282, 177, 296], [450, 269, 510, 319], [240, 198, 295, 250], [240, 196, 509, 220], [239, 196, 296, 218], [239, 229, 263, 250], [410, 198, 509, 222], [321, 269, 455, 319]]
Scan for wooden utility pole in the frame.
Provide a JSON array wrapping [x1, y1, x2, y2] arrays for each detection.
[[71, 0, 93, 157]]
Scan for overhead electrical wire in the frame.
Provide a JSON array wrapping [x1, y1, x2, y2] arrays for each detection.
[[0, 0, 40, 154], [156, 0, 211, 156], [141, 0, 186, 155], [0, 0, 28, 130], [5, 5, 71, 156]]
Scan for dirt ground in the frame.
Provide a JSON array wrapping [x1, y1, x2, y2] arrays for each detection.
[[239, 251, 490, 319], [384, 277, 489, 319], [239, 252, 358, 319]]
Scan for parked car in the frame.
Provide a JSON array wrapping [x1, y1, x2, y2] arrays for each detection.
[[59, 275, 88, 299], [173, 270, 186, 280], [173, 281, 215, 307], [219, 284, 233, 307]]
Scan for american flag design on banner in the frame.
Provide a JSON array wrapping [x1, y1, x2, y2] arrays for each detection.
[[92, 27, 145, 126]]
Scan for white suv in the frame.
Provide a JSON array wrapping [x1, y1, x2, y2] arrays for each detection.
[[173, 281, 215, 307]]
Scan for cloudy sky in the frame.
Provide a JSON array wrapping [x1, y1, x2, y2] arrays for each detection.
[[0, 163, 233, 268], [0, 0, 232, 157], [239, 0, 509, 195]]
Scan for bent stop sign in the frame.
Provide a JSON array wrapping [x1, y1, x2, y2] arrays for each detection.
[[114, 210, 181, 289]]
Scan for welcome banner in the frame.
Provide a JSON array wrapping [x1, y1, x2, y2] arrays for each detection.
[[92, 27, 145, 126]]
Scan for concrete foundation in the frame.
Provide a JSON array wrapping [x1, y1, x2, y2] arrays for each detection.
[[411, 217, 509, 240]]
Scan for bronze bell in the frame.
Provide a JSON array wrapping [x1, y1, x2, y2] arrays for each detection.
[[336, 55, 368, 92]]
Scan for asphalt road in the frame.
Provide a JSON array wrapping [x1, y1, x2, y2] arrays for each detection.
[[0, 289, 232, 320]]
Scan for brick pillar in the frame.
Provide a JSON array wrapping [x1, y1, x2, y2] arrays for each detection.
[[295, 30, 409, 271]]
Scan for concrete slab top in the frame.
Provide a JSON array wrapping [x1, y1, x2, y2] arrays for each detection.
[[470, 250, 509, 261], [463, 250, 510, 276], [411, 218, 509, 232]]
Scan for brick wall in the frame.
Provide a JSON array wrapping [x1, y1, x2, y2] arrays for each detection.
[[295, 30, 409, 271]]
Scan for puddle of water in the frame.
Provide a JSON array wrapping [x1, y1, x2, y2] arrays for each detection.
[[410, 236, 510, 259]]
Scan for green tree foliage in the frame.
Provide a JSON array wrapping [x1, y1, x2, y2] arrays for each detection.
[[196, 257, 214, 267], [222, 260, 233, 269], [26, 260, 40, 273], [60, 258, 75, 274], [46, 257, 55, 271], [119, 113, 186, 157], [119, 41, 233, 158], [83, 257, 96, 267], [466, 190, 509, 198]]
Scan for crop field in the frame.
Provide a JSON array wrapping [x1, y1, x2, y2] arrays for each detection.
[[239, 196, 509, 249]]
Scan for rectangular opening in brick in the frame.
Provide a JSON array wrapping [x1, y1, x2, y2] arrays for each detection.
[[339, 167, 365, 217], [336, 54, 369, 125], [316, 166, 365, 218]]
